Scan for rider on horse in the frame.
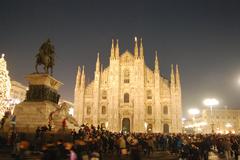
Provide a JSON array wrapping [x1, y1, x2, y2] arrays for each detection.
[[35, 39, 55, 75]]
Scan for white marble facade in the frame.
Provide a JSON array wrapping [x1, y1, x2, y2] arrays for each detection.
[[74, 38, 182, 133]]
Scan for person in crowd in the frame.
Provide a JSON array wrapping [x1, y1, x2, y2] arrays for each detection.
[[65, 142, 78, 160], [224, 137, 232, 160], [129, 137, 140, 160], [232, 138, 239, 160], [118, 134, 127, 157]]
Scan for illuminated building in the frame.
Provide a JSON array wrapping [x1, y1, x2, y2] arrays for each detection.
[[184, 107, 240, 134], [74, 38, 182, 133], [201, 107, 240, 134], [10, 80, 27, 105]]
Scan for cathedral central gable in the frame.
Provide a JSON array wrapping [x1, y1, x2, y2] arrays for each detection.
[[120, 50, 134, 64]]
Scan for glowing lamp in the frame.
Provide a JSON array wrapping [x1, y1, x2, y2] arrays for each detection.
[[203, 98, 219, 106], [188, 108, 200, 116]]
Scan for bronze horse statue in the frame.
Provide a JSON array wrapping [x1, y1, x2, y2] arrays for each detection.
[[35, 39, 55, 75]]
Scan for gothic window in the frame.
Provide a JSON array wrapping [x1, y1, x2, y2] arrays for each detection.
[[87, 106, 91, 115], [147, 106, 152, 115], [124, 93, 129, 103], [102, 90, 107, 99], [163, 106, 168, 115], [124, 69, 130, 83], [147, 90, 152, 99], [102, 106, 106, 115]]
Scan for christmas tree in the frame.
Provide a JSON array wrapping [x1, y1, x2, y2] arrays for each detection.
[[0, 54, 11, 118]]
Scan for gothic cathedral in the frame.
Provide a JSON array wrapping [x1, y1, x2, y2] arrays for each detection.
[[74, 38, 182, 133]]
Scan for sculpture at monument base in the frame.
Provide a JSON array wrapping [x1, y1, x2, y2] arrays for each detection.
[[49, 102, 79, 132]]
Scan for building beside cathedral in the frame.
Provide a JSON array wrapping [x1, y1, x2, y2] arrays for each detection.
[[10, 80, 27, 104], [74, 38, 182, 133], [183, 107, 240, 134]]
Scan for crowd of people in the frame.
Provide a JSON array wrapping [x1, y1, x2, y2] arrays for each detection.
[[0, 124, 240, 160]]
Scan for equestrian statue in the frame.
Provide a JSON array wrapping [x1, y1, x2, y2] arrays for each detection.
[[35, 39, 55, 75]]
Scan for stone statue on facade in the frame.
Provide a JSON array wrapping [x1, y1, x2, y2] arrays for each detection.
[[35, 39, 55, 75]]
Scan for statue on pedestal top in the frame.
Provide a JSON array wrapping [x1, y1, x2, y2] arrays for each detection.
[[35, 39, 55, 75]]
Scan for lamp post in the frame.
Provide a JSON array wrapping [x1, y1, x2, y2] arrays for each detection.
[[203, 98, 219, 133], [188, 108, 200, 134]]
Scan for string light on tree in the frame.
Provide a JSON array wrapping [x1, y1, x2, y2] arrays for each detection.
[[0, 54, 11, 118]]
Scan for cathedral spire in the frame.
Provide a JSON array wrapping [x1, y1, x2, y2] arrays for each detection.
[[101, 64, 103, 75], [110, 39, 115, 59], [115, 39, 119, 59], [95, 52, 100, 73], [175, 64, 181, 89], [134, 37, 138, 58], [80, 65, 85, 89], [154, 51, 159, 73], [75, 66, 81, 90], [170, 64, 175, 88], [140, 38, 144, 59]]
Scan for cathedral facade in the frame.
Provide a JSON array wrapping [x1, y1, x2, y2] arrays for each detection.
[[74, 38, 182, 133]]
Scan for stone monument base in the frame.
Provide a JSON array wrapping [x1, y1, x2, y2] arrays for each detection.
[[13, 73, 64, 133], [14, 101, 59, 133]]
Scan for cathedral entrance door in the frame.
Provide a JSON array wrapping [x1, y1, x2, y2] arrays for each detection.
[[122, 118, 130, 133], [163, 124, 169, 133]]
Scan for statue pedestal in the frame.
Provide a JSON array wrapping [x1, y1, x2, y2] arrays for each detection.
[[14, 74, 63, 133]]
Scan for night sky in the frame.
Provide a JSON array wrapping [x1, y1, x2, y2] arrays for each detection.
[[1, 0, 240, 116]]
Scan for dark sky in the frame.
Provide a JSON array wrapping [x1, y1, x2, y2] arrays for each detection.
[[1, 0, 240, 116]]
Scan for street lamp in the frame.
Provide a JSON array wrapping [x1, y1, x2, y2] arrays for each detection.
[[203, 98, 219, 133], [188, 108, 200, 133]]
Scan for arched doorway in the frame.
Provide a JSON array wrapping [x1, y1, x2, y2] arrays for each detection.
[[163, 124, 169, 133], [147, 124, 152, 133], [122, 118, 130, 133]]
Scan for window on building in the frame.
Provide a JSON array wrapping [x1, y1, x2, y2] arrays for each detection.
[[124, 69, 130, 83], [147, 106, 152, 115], [163, 106, 168, 114], [147, 90, 152, 99], [87, 106, 91, 115], [124, 93, 129, 103], [102, 106, 106, 115], [102, 90, 107, 99]]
